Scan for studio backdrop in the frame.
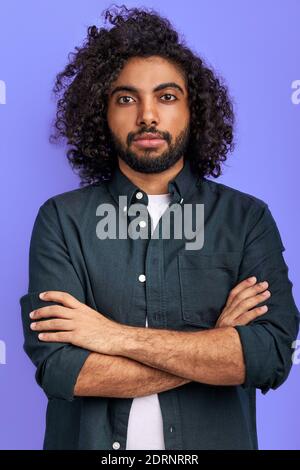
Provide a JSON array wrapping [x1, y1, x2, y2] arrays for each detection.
[[0, 0, 299, 450]]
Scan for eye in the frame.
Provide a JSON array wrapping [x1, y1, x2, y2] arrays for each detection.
[[117, 96, 135, 104], [116, 93, 178, 105], [161, 94, 177, 102]]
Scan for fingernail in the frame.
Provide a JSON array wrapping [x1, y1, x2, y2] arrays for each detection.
[[248, 276, 256, 283], [39, 292, 46, 299], [29, 311, 35, 318]]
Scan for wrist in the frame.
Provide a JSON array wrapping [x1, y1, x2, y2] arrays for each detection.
[[105, 320, 135, 356]]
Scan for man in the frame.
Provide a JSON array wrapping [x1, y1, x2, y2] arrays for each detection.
[[20, 6, 299, 450]]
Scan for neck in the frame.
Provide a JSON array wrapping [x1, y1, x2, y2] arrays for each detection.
[[118, 157, 184, 195]]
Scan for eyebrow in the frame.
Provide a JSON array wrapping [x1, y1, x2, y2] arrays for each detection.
[[110, 82, 185, 97]]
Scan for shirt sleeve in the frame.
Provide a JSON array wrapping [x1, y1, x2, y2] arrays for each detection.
[[19, 198, 91, 402], [234, 202, 300, 395]]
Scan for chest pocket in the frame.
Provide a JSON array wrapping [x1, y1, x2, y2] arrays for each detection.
[[178, 252, 241, 328]]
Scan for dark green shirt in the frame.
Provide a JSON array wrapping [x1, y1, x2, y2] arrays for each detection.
[[20, 159, 299, 450]]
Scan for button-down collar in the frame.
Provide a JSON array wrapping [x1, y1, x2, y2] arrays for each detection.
[[107, 158, 202, 209]]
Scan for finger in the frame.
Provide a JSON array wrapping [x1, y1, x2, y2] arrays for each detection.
[[227, 280, 269, 311], [233, 305, 269, 325], [39, 291, 81, 308], [225, 277, 257, 309], [38, 331, 72, 343], [30, 319, 74, 332], [30, 305, 73, 320], [229, 290, 271, 319]]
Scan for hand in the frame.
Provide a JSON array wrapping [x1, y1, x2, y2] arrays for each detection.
[[29, 291, 124, 355], [215, 276, 271, 328]]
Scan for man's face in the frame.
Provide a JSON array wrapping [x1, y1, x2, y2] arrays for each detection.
[[107, 55, 190, 173]]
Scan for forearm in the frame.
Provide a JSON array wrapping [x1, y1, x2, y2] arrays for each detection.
[[74, 351, 191, 398], [117, 325, 246, 385]]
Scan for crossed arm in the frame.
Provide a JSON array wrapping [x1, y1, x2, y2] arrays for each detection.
[[73, 327, 244, 398], [74, 352, 192, 398], [29, 289, 247, 399]]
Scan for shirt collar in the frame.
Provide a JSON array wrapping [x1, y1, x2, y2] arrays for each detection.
[[107, 158, 202, 208]]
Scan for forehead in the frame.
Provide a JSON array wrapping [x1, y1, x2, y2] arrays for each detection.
[[111, 55, 186, 90]]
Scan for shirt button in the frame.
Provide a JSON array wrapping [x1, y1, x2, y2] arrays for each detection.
[[123, 205, 127, 212], [139, 220, 147, 228], [138, 274, 146, 282], [136, 191, 143, 200], [112, 441, 120, 450], [169, 426, 175, 433]]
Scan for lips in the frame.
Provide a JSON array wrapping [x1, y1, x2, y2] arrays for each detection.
[[133, 138, 165, 149], [133, 133, 165, 148], [134, 133, 163, 141]]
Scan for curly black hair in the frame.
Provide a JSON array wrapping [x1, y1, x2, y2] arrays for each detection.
[[50, 4, 235, 187]]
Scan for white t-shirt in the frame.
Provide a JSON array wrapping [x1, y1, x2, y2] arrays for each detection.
[[125, 193, 172, 450]]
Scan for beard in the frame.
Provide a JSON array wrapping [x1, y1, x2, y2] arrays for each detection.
[[109, 125, 190, 174]]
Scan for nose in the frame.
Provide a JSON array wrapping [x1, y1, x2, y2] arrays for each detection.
[[136, 98, 160, 127]]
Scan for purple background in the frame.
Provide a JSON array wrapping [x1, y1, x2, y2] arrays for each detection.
[[0, 0, 299, 450]]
